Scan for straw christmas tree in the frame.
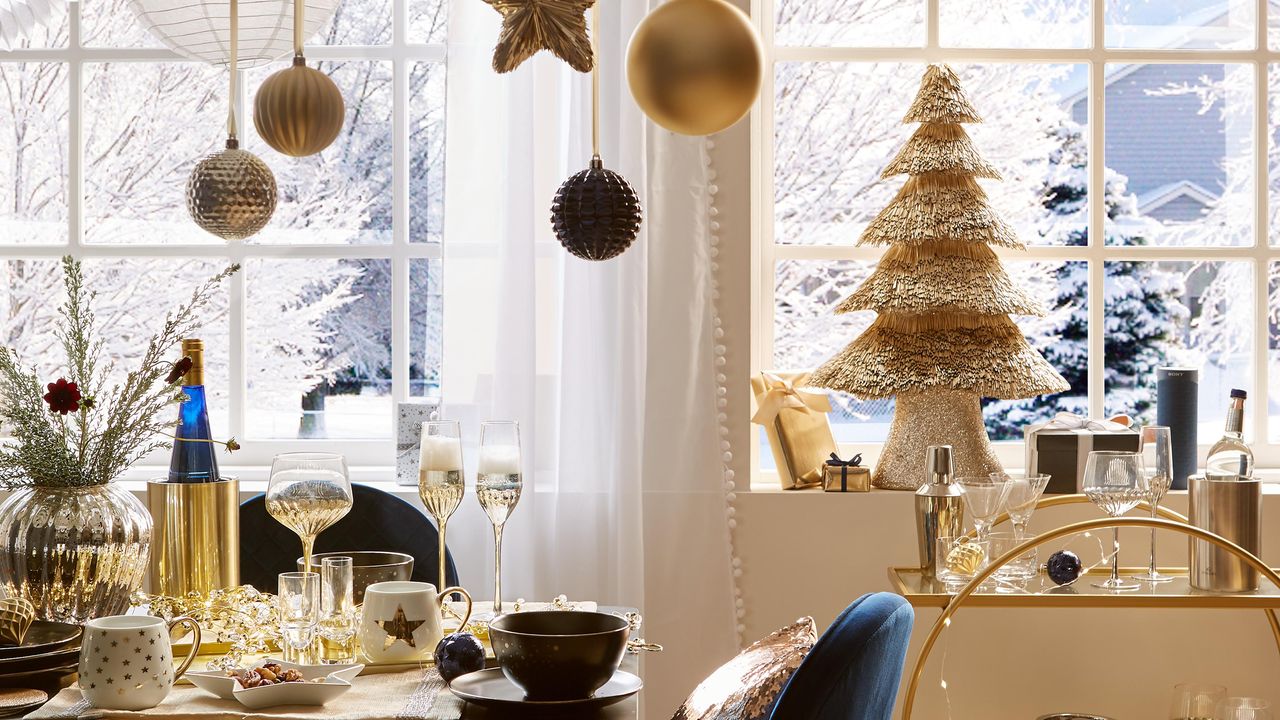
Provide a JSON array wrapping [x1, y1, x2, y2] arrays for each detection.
[[807, 64, 1069, 490]]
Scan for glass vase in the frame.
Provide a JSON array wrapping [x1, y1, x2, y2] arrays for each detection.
[[0, 483, 152, 623]]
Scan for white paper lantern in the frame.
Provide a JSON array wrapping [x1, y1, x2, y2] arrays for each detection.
[[126, 0, 339, 67], [0, 0, 65, 50]]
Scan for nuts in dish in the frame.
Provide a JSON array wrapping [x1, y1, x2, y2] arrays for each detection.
[[228, 662, 317, 688]]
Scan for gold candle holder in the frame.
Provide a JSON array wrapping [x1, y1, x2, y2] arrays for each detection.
[[147, 478, 241, 597]]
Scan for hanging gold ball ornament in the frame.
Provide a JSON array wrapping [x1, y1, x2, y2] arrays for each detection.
[[626, 0, 763, 136], [253, 57, 345, 157], [187, 138, 278, 241]]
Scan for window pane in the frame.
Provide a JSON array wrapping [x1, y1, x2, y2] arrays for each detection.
[[940, 0, 1089, 48], [83, 62, 226, 245], [319, 0, 391, 45], [774, 62, 1086, 247], [1103, 63, 1253, 247], [1268, 64, 1280, 247], [245, 61, 393, 245], [1104, 261, 1254, 440], [410, 259, 442, 397], [774, 0, 923, 47], [411, 0, 448, 44], [83, 0, 164, 48], [246, 259, 391, 439], [983, 261, 1088, 440], [1106, 0, 1254, 50], [0, 258, 231, 433], [1271, 263, 1279, 441], [773, 259, 886, 441], [6, 6, 67, 48], [410, 62, 446, 244], [0, 63, 68, 245]]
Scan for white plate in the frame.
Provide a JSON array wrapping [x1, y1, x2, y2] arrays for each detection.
[[233, 677, 351, 710], [187, 660, 363, 703]]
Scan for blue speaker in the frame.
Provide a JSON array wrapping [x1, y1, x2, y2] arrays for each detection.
[[1157, 367, 1198, 490]]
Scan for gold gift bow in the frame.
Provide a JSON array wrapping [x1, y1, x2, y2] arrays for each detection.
[[750, 373, 832, 425]]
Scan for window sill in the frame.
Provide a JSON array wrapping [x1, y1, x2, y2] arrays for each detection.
[[750, 467, 1280, 493]]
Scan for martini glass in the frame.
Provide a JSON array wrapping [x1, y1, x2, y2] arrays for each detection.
[[956, 476, 1011, 542], [993, 472, 1049, 579], [1136, 425, 1175, 583]]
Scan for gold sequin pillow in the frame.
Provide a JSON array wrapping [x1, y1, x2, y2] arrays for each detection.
[[671, 618, 817, 720]]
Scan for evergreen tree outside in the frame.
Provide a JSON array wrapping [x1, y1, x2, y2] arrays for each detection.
[[983, 120, 1189, 438]]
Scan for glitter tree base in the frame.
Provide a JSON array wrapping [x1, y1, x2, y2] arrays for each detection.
[[873, 387, 1002, 490]]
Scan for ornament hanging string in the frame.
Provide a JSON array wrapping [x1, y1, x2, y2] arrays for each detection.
[[294, 0, 304, 58], [591, 2, 599, 157], [227, 0, 239, 139]]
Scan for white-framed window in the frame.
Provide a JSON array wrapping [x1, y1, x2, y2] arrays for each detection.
[[0, 0, 447, 467], [752, 0, 1280, 478]]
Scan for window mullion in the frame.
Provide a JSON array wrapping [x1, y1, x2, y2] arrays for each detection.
[[68, 5, 83, 251], [1254, 2, 1270, 444], [390, 0, 410, 407]]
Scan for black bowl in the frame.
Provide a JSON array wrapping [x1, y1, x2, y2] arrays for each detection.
[[488, 612, 629, 700]]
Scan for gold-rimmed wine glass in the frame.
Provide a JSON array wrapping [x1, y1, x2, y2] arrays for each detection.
[[418, 420, 464, 591], [1137, 425, 1175, 583], [266, 453, 353, 572]]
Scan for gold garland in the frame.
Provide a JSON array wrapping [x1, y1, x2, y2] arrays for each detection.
[[135, 586, 281, 671]]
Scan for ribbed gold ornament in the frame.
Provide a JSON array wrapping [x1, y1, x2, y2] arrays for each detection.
[[187, 138, 278, 241], [0, 597, 35, 646], [626, 0, 763, 136], [253, 57, 345, 157]]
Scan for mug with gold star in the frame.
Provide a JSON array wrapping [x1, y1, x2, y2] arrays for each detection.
[[358, 581, 471, 664], [79, 615, 201, 711]]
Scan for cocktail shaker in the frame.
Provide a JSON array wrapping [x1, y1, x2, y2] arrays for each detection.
[[1189, 474, 1262, 592], [915, 445, 965, 580]]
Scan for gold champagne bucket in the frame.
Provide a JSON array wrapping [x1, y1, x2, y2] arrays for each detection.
[[147, 478, 240, 596]]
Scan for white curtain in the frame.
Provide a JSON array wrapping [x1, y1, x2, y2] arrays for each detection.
[[440, 1, 738, 715]]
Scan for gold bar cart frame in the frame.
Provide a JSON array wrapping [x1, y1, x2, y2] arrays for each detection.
[[900, 499, 1280, 720]]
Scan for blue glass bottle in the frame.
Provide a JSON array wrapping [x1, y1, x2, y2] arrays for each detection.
[[168, 338, 221, 483]]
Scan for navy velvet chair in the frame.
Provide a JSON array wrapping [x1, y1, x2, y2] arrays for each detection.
[[770, 592, 915, 720], [239, 483, 459, 592]]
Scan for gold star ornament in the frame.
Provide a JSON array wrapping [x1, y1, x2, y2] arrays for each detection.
[[376, 605, 427, 650], [484, 0, 597, 74]]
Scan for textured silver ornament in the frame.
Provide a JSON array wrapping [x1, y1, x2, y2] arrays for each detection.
[[187, 138, 277, 241]]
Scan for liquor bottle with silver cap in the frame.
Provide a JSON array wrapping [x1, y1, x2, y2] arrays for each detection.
[[915, 445, 965, 580], [1205, 389, 1253, 479]]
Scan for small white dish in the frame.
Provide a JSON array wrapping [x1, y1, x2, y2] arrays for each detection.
[[187, 659, 363, 706], [232, 677, 351, 710]]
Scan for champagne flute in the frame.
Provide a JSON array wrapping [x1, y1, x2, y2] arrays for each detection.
[[418, 420, 464, 592], [1137, 425, 1175, 583], [1169, 683, 1226, 720], [1082, 450, 1145, 591], [267, 453, 353, 572], [477, 421, 522, 618]]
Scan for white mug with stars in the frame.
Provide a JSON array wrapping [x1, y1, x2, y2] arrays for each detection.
[[79, 615, 201, 710]]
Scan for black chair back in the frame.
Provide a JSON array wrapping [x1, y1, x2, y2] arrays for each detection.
[[239, 483, 459, 593]]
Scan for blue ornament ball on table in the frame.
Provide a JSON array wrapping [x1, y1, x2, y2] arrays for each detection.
[[1047, 550, 1083, 586], [435, 632, 486, 683]]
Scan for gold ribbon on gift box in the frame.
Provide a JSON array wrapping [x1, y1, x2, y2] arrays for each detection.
[[751, 372, 836, 490]]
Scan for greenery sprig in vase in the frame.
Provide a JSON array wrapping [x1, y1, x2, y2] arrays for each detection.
[[0, 256, 238, 623]]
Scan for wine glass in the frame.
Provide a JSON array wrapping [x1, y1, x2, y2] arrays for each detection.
[[278, 571, 320, 664], [955, 476, 1011, 542], [418, 420, 464, 592], [267, 453, 353, 572], [1216, 698, 1274, 720], [477, 421, 522, 619], [1137, 425, 1175, 583], [1169, 683, 1227, 720], [1082, 450, 1145, 591]]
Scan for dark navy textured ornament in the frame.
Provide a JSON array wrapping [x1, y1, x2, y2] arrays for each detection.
[[435, 632, 486, 683], [1046, 549, 1083, 586], [551, 154, 643, 261]]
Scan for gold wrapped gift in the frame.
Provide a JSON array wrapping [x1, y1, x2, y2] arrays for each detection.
[[823, 453, 870, 492], [751, 372, 836, 490]]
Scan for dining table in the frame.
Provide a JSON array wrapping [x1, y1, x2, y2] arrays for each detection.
[[22, 607, 643, 720]]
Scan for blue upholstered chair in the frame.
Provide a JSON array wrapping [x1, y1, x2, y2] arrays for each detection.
[[239, 483, 459, 592], [770, 592, 915, 720]]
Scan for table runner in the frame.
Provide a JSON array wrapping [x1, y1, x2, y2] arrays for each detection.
[[26, 670, 463, 720]]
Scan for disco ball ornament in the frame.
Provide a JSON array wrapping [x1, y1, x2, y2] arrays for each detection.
[[254, 57, 345, 157], [187, 138, 278, 241], [626, 0, 763, 136], [550, 155, 642, 261], [126, 0, 339, 67]]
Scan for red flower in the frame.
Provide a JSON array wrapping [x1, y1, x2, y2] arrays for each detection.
[[44, 379, 82, 415], [166, 357, 193, 385]]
